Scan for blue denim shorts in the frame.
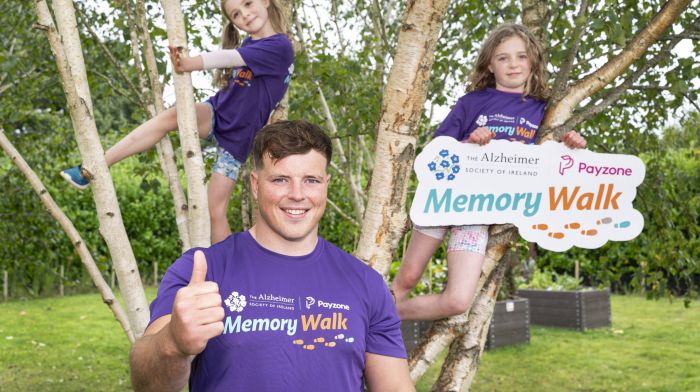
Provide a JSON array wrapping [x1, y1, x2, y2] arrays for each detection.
[[203, 102, 242, 182]]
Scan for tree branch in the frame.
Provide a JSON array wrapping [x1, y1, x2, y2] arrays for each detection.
[[326, 198, 360, 227]]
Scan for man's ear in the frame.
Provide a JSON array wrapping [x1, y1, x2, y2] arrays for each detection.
[[250, 170, 259, 201]]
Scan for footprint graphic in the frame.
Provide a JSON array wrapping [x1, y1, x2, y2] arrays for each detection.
[[325, 342, 336, 348], [303, 344, 315, 350], [564, 222, 581, 229], [548, 232, 564, 239], [596, 217, 612, 225], [345, 337, 354, 343], [292, 339, 304, 345], [334, 334, 345, 340], [313, 337, 325, 343], [580, 229, 598, 236], [532, 224, 548, 230], [614, 221, 631, 228]]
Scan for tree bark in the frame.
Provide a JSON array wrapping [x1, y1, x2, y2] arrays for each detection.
[[160, 0, 210, 248], [132, 0, 191, 251], [355, 0, 451, 275], [0, 130, 135, 344], [35, 0, 150, 337]]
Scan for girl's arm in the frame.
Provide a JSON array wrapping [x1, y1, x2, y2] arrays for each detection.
[[168, 46, 246, 73]]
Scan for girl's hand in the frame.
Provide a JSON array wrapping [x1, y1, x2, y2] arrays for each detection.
[[169, 46, 201, 73], [464, 127, 495, 145], [562, 130, 587, 149]]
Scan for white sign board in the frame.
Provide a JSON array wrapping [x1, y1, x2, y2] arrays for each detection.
[[410, 137, 646, 251]]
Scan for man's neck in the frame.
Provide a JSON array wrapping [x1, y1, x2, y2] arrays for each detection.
[[248, 226, 319, 257]]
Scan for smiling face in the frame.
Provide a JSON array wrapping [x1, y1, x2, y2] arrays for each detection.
[[223, 0, 276, 39], [250, 150, 330, 255], [488, 36, 532, 94]]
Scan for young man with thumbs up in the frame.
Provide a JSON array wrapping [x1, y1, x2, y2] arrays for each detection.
[[129, 120, 414, 391]]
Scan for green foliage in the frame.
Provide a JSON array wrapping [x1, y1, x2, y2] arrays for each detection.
[[519, 268, 583, 291]]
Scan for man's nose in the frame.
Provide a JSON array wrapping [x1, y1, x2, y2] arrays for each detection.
[[288, 180, 304, 200]]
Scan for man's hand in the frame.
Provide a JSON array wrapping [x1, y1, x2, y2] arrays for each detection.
[[562, 130, 587, 149], [169, 250, 225, 356], [464, 127, 495, 145]]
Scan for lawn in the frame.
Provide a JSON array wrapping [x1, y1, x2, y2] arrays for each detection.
[[1, 292, 698, 391]]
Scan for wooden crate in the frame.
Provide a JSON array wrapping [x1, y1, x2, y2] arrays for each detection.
[[401, 320, 433, 353], [517, 288, 611, 331], [485, 298, 530, 350]]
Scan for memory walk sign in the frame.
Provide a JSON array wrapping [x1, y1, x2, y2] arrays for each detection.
[[410, 137, 646, 252]]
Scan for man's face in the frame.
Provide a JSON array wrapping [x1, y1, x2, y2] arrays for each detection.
[[251, 150, 330, 252]]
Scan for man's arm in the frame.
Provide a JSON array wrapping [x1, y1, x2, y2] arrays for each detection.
[[365, 353, 415, 392], [129, 251, 224, 391], [129, 315, 193, 392]]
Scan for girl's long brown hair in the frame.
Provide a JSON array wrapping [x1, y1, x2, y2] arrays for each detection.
[[213, 0, 289, 89], [467, 23, 550, 101]]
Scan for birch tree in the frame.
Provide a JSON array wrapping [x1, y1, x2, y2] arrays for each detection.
[[33, 0, 150, 337]]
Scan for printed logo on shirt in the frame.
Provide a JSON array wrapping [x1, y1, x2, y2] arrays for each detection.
[[479, 112, 538, 142], [476, 114, 488, 127], [224, 291, 247, 312], [220, 289, 357, 352], [305, 296, 315, 309], [284, 63, 294, 85], [233, 68, 253, 87]]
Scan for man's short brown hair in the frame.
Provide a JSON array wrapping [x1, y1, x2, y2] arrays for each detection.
[[252, 120, 333, 169]]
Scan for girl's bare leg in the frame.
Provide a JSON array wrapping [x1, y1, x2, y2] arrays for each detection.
[[105, 103, 214, 166], [394, 251, 484, 320], [392, 230, 444, 302], [208, 172, 236, 244]]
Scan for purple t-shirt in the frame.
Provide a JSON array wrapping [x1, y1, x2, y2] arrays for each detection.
[[434, 88, 546, 144], [149, 231, 406, 391], [208, 34, 294, 162]]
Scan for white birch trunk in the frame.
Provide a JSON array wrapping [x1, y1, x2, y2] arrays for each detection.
[[160, 0, 210, 248], [355, 0, 451, 275], [0, 130, 135, 344], [132, 0, 191, 251], [35, 0, 149, 337]]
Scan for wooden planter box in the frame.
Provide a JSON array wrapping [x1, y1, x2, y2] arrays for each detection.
[[517, 288, 611, 331], [401, 320, 433, 353], [485, 298, 530, 350]]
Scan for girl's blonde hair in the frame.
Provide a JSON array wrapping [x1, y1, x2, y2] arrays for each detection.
[[213, 0, 289, 89], [468, 23, 550, 101]]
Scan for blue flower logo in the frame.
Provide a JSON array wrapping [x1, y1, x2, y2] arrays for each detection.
[[429, 148, 461, 182]]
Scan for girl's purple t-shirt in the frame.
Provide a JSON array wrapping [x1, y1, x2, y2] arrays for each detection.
[[208, 34, 294, 162], [149, 231, 406, 391], [434, 88, 546, 145]]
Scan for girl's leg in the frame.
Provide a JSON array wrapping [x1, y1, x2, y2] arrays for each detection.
[[391, 228, 445, 303], [394, 225, 487, 321], [105, 103, 213, 166], [208, 172, 237, 244]]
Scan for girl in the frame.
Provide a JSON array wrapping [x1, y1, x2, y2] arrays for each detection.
[[392, 23, 587, 321], [61, 0, 294, 244]]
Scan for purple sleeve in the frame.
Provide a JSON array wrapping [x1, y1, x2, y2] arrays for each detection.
[[237, 35, 293, 78], [365, 271, 407, 359], [147, 249, 201, 327], [433, 95, 476, 141]]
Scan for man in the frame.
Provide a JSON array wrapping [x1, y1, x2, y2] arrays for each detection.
[[130, 120, 414, 391]]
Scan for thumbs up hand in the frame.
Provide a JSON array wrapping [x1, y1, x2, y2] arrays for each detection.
[[169, 250, 225, 356]]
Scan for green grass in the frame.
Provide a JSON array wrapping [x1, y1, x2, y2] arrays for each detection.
[[0, 288, 157, 391], [417, 295, 700, 392], [1, 293, 698, 391]]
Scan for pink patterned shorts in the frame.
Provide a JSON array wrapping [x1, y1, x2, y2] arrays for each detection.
[[414, 224, 488, 255]]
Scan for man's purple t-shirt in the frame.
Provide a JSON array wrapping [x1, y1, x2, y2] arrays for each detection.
[[208, 34, 294, 162], [434, 88, 546, 144], [149, 231, 406, 391]]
